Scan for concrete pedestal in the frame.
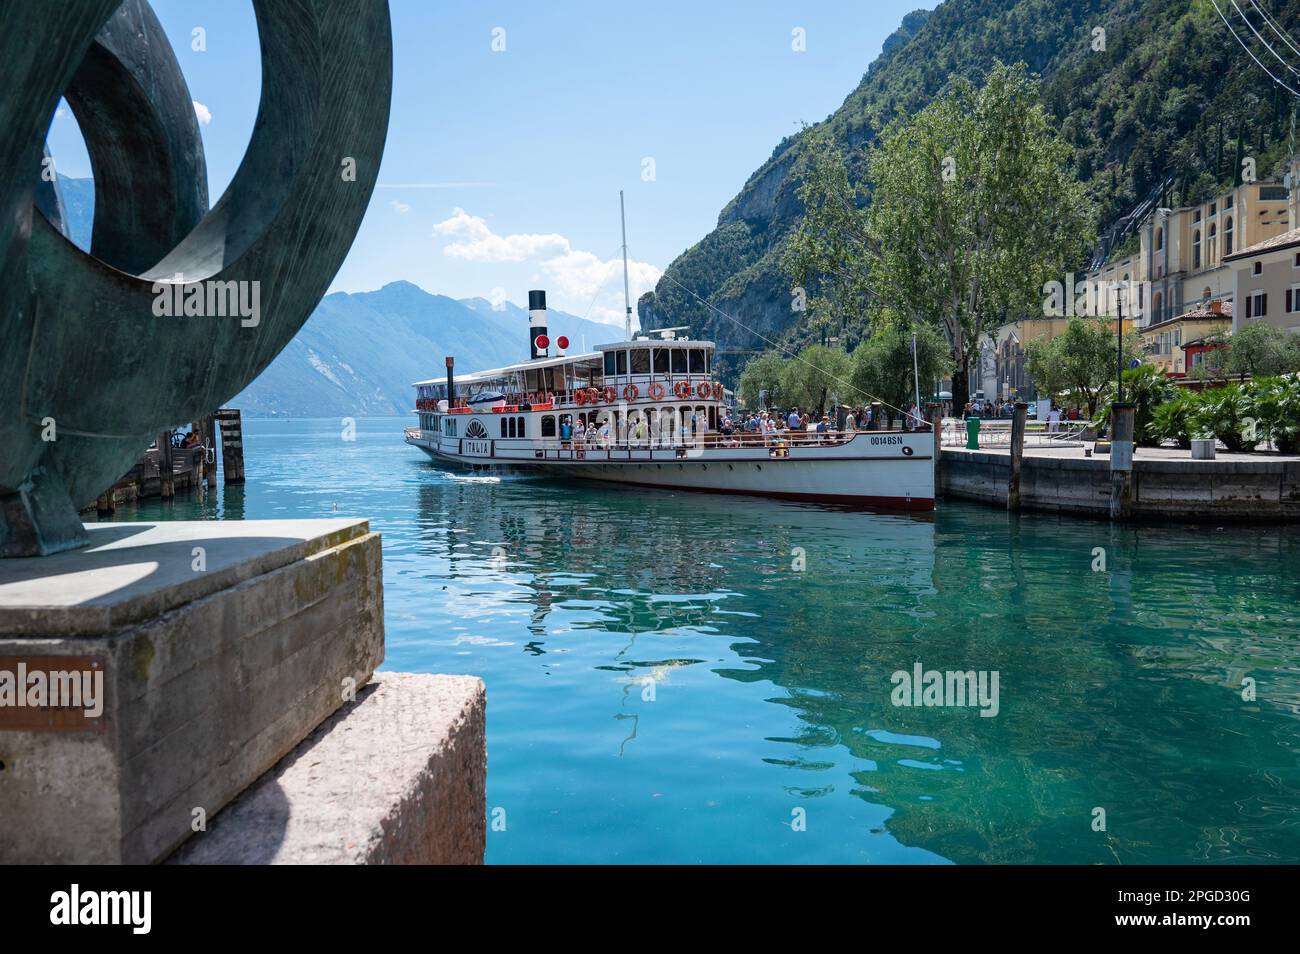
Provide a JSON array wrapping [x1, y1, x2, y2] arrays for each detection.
[[168, 672, 486, 864], [0, 519, 384, 864]]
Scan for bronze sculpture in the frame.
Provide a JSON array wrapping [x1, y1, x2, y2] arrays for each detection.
[[1, 0, 392, 555]]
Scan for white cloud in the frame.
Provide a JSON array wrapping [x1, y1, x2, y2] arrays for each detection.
[[391, 200, 410, 214], [431, 208, 661, 326], [192, 100, 212, 125]]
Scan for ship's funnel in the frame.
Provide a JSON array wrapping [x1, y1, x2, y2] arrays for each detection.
[[529, 289, 549, 359]]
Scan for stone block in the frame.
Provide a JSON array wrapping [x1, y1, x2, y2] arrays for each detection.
[[0, 519, 384, 863], [168, 672, 486, 864]]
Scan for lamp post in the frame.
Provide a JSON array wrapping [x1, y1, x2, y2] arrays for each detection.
[[1115, 284, 1125, 404]]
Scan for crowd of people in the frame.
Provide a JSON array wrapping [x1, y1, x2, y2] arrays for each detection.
[[554, 402, 929, 451], [716, 403, 929, 447]]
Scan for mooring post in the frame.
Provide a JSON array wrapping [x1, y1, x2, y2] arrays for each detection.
[[158, 430, 175, 499], [1008, 401, 1028, 511], [1109, 402, 1135, 520], [95, 490, 114, 514], [216, 408, 245, 484], [191, 416, 217, 490]]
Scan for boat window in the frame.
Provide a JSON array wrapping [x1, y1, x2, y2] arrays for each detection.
[[501, 417, 509, 438], [671, 349, 687, 374], [631, 348, 650, 374], [653, 348, 669, 374], [709, 406, 717, 430], [616, 350, 628, 375], [604, 351, 617, 376], [516, 416, 525, 437], [541, 415, 556, 437], [689, 349, 705, 373]]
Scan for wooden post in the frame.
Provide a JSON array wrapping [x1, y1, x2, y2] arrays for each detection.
[[215, 408, 245, 484], [1109, 402, 1135, 521], [157, 430, 175, 498], [1008, 401, 1028, 511], [192, 416, 217, 489]]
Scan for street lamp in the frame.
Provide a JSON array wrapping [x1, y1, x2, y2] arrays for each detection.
[[1114, 282, 1125, 404]]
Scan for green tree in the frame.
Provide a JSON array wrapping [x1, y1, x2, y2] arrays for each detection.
[[865, 61, 1095, 405], [850, 320, 952, 424], [1024, 318, 1141, 417], [1224, 321, 1300, 378], [737, 350, 786, 409], [778, 344, 852, 415], [783, 124, 873, 340]]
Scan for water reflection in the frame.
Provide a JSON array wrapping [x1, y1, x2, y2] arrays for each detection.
[[411, 467, 1300, 864], [101, 418, 1300, 863]]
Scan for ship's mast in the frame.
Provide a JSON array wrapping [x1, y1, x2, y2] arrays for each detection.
[[620, 190, 632, 342]]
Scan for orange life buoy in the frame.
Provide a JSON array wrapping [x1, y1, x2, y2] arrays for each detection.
[[603, 386, 617, 403], [585, 387, 599, 403], [623, 383, 639, 401], [674, 381, 691, 400], [696, 382, 711, 399], [575, 389, 587, 406], [648, 382, 666, 400]]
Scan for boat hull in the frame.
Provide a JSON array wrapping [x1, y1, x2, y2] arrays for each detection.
[[405, 431, 936, 511]]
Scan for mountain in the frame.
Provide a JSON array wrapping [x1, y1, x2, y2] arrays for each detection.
[[230, 282, 621, 417], [638, 0, 1300, 378]]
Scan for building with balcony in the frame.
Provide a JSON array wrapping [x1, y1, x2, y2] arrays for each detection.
[[1089, 170, 1298, 327]]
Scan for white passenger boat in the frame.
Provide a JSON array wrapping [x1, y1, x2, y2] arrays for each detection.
[[402, 289, 935, 510]]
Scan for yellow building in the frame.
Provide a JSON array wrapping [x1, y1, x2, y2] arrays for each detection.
[[1138, 304, 1232, 376], [1089, 170, 1298, 327]]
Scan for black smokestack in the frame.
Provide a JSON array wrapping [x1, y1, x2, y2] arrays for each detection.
[[529, 289, 548, 360], [445, 355, 455, 407]]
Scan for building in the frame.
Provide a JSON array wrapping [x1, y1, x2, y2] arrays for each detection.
[[1089, 168, 1298, 328], [1181, 334, 1227, 376], [1225, 226, 1300, 335], [1138, 302, 1231, 376]]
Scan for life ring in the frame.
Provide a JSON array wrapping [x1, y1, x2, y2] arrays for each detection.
[[603, 386, 617, 403], [575, 389, 587, 406], [674, 381, 691, 400], [648, 382, 666, 400], [623, 383, 639, 401], [696, 382, 712, 399], [585, 387, 599, 403]]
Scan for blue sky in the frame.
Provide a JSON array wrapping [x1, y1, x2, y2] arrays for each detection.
[[45, 0, 934, 325]]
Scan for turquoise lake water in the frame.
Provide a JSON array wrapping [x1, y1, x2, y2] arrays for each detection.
[[98, 416, 1300, 863]]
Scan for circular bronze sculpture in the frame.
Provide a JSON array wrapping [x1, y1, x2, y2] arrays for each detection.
[[0, 0, 392, 556]]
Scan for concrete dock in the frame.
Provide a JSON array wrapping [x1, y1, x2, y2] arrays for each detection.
[[940, 443, 1300, 521]]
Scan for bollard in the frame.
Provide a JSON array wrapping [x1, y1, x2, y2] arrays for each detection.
[[965, 416, 981, 450]]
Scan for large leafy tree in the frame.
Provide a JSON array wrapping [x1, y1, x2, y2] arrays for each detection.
[[1024, 318, 1142, 416], [778, 344, 853, 415], [866, 61, 1095, 404], [737, 351, 786, 409], [782, 124, 874, 342], [1224, 321, 1300, 378], [850, 319, 952, 424]]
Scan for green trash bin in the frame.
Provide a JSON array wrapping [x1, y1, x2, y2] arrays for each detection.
[[965, 416, 981, 450]]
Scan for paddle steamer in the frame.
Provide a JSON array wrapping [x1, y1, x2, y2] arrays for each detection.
[[403, 288, 935, 510]]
